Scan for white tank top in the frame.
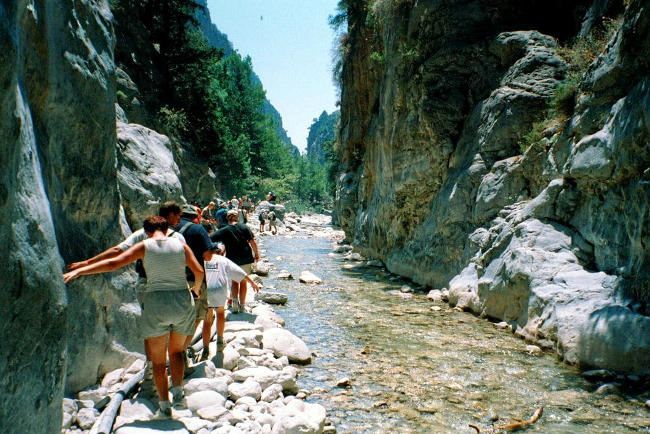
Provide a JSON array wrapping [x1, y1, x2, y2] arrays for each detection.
[[143, 237, 187, 292]]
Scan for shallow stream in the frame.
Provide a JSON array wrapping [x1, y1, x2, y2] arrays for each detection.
[[257, 231, 649, 433]]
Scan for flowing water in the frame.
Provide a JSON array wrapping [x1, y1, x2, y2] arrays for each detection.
[[257, 229, 649, 433]]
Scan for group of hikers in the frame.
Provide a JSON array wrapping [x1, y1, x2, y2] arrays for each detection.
[[62, 198, 265, 417]]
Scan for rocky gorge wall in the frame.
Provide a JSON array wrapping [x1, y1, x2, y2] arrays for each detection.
[[0, 1, 221, 431], [335, 0, 650, 373]]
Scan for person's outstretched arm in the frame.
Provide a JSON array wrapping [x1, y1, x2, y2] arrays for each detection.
[[67, 246, 123, 271], [67, 229, 145, 270], [63, 243, 144, 283], [242, 275, 260, 293]]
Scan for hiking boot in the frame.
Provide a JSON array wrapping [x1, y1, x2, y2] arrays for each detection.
[[199, 347, 210, 362], [156, 400, 172, 418], [182, 350, 194, 377], [171, 385, 185, 408], [216, 338, 225, 352], [231, 298, 240, 314]]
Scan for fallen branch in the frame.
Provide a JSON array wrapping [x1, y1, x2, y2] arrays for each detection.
[[494, 407, 543, 431], [468, 407, 543, 433], [89, 368, 145, 434]]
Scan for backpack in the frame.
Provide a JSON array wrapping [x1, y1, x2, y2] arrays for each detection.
[[269, 211, 276, 222]]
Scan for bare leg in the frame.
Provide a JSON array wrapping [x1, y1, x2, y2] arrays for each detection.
[[146, 334, 170, 401], [231, 280, 240, 301], [239, 279, 248, 307], [216, 307, 225, 338], [203, 308, 214, 348], [183, 320, 201, 350], [168, 331, 187, 387], [144, 339, 152, 361]]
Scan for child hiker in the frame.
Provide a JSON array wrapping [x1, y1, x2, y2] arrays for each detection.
[[200, 242, 260, 360]]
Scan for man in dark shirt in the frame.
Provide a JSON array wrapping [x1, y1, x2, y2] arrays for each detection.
[[211, 210, 260, 313], [175, 204, 213, 363]]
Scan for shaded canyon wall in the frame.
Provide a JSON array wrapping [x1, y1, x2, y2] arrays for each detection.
[[335, 0, 650, 373], [1, 1, 219, 431]]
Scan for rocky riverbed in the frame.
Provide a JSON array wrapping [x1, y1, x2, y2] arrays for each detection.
[[61, 214, 339, 434], [61, 213, 649, 433]]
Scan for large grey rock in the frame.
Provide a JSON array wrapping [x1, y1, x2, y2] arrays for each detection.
[[271, 399, 327, 434], [186, 390, 227, 412], [228, 378, 263, 401], [255, 291, 289, 305], [184, 377, 230, 398], [262, 329, 312, 364], [116, 122, 185, 227], [299, 271, 322, 284]]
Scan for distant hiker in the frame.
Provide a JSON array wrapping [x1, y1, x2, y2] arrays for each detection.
[[201, 201, 217, 224], [215, 202, 228, 228], [242, 195, 252, 213], [63, 216, 204, 417], [66, 201, 186, 396], [175, 204, 213, 370], [258, 210, 267, 233], [268, 191, 276, 204], [202, 242, 260, 358], [210, 209, 260, 313], [267, 210, 277, 234], [238, 206, 248, 224], [231, 196, 239, 209]]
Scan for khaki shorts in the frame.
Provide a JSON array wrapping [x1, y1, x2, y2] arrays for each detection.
[[140, 289, 195, 338], [193, 281, 208, 321]]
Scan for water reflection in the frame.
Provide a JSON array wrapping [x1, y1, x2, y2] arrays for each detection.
[[259, 235, 649, 433]]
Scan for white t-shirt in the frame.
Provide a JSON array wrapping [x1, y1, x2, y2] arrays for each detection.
[[231, 198, 239, 209], [118, 227, 186, 251], [204, 255, 247, 307]]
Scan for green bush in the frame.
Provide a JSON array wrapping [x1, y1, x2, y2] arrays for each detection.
[[549, 79, 578, 119], [519, 121, 546, 154]]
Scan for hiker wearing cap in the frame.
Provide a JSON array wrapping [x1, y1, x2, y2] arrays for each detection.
[[210, 209, 260, 313], [64, 215, 204, 417], [175, 204, 213, 369], [200, 242, 260, 359]]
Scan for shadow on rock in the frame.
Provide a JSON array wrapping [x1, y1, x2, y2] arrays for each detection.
[[227, 312, 257, 323], [115, 418, 188, 433]]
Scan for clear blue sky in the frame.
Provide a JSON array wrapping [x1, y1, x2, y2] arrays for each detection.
[[206, 0, 340, 152]]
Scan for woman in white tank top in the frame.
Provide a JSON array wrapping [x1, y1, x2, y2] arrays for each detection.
[[64, 216, 204, 416]]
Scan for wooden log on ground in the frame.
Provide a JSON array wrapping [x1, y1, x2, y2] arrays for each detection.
[[468, 407, 543, 433], [89, 368, 145, 434]]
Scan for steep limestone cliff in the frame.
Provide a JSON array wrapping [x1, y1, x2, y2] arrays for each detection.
[[1, 1, 119, 431], [336, 0, 649, 373]]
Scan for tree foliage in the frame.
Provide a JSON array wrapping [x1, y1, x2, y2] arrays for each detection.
[[110, 0, 337, 206]]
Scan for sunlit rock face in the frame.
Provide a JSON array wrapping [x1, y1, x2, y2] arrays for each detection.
[[116, 122, 185, 226], [336, 0, 650, 373]]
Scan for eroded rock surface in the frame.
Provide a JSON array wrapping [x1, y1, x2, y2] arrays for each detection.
[[335, 0, 650, 372]]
